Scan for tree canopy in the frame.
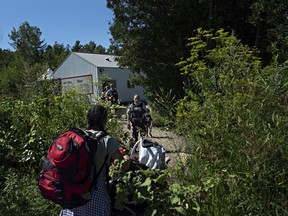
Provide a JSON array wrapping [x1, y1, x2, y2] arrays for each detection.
[[107, 0, 288, 107], [9, 21, 46, 64]]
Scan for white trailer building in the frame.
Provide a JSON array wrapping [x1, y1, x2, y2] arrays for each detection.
[[53, 52, 145, 104]]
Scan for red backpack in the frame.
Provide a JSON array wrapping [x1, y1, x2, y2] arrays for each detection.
[[36, 128, 106, 209]]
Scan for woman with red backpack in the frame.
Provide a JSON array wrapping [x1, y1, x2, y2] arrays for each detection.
[[60, 104, 130, 216]]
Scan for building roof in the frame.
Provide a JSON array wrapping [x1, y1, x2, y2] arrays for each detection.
[[74, 52, 120, 68]]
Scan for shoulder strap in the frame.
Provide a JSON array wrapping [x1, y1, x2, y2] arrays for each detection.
[[95, 154, 109, 177], [71, 128, 108, 184], [86, 130, 107, 158], [86, 130, 109, 187], [93, 150, 109, 189]]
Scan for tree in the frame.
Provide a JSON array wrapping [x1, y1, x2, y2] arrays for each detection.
[[175, 28, 288, 215], [44, 42, 69, 70], [106, 0, 257, 104], [72, 40, 107, 54], [107, 0, 288, 108], [0, 54, 59, 100], [71, 40, 83, 52], [9, 21, 46, 64], [81, 41, 106, 54], [107, 0, 191, 104], [0, 62, 20, 98], [4, 22, 50, 99], [0, 49, 14, 69], [249, 0, 288, 63]]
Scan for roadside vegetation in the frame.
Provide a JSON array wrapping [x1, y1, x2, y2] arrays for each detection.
[[1, 1, 288, 215]]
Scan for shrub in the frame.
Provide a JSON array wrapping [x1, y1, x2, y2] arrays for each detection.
[[175, 29, 288, 215], [0, 89, 126, 215]]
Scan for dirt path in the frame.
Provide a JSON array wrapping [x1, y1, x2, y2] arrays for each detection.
[[120, 119, 185, 167], [144, 126, 185, 167]]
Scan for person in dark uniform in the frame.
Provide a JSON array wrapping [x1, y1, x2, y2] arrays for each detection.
[[127, 95, 147, 142], [105, 83, 118, 105]]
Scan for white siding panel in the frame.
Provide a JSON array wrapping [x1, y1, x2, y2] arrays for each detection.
[[53, 52, 145, 103], [99, 68, 145, 103], [54, 53, 97, 78], [53, 53, 99, 97]]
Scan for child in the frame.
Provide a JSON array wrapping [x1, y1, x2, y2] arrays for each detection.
[[144, 108, 153, 137]]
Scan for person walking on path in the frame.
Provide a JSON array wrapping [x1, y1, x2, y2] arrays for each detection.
[[105, 83, 118, 105], [127, 95, 147, 142], [60, 104, 130, 216]]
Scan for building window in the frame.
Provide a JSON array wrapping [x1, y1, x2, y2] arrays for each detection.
[[127, 80, 135, 88]]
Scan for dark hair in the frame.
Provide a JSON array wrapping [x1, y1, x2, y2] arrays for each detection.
[[86, 104, 108, 133]]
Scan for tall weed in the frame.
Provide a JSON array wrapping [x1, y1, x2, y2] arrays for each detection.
[[175, 29, 288, 215]]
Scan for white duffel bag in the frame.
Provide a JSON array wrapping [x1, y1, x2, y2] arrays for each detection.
[[130, 137, 168, 170]]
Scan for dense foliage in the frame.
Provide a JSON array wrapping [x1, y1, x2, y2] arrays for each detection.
[[1, 28, 287, 215], [0, 91, 128, 215], [174, 29, 288, 215], [107, 0, 288, 115], [1, 2, 288, 215], [0, 92, 89, 215]]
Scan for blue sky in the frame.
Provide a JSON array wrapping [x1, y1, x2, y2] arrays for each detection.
[[0, 0, 114, 50]]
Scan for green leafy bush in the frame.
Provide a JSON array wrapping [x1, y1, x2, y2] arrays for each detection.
[[175, 29, 288, 215], [0, 90, 91, 169], [0, 90, 125, 215], [0, 167, 60, 216]]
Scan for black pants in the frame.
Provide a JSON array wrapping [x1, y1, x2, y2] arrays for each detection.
[[131, 123, 145, 141]]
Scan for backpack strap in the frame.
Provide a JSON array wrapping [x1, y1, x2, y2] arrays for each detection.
[[87, 130, 109, 188], [93, 155, 109, 189]]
